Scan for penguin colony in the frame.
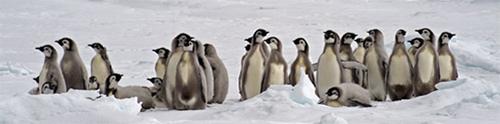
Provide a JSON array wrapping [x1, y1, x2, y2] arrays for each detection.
[[30, 28, 458, 110]]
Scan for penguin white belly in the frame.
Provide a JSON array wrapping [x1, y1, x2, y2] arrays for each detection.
[[418, 50, 435, 83], [92, 56, 110, 84], [166, 52, 182, 104], [244, 50, 265, 98], [365, 51, 384, 95], [317, 50, 341, 99], [178, 61, 192, 86], [39, 65, 49, 84], [439, 55, 453, 80], [269, 64, 285, 85], [389, 56, 411, 85], [353, 48, 365, 63], [155, 60, 166, 78]]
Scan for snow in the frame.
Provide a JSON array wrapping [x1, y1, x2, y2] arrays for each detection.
[[0, 0, 499, 124], [291, 68, 320, 105]]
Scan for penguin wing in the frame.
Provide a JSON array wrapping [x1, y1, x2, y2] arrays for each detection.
[[349, 99, 372, 107], [451, 54, 458, 80], [101, 54, 114, 73]]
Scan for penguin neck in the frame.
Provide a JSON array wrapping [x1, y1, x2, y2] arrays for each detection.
[[439, 43, 449, 49], [324, 43, 338, 50]]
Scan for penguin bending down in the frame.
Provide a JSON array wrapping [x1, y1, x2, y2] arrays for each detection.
[[414, 28, 440, 96], [204, 43, 229, 104], [316, 30, 344, 100], [322, 83, 372, 107], [437, 32, 458, 82], [88, 43, 114, 94], [289, 38, 315, 87], [153, 47, 170, 79], [55, 37, 88, 90], [164, 33, 194, 109], [147, 77, 166, 108], [239, 29, 269, 100], [87, 76, 100, 90], [353, 38, 366, 63], [193, 40, 214, 103], [36, 45, 67, 94], [387, 29, 414, 101], [408, 37, 423, 67], [261, 36, 288, 92], [104, 73, 155, 111], [339, 32, 358, 83]]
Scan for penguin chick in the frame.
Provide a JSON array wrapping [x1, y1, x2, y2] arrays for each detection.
[[324, 83, 372, 107], [105, 73, 155, 111], [153, 47, 170, 79]]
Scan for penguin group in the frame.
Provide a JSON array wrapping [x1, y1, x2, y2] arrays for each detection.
[[238, 28, 459, 107]]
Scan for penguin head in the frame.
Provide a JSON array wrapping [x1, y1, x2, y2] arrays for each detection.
[[89, 76, 98, 84], [438, 32, 456, 45], [147, 77, 163, 88], [244, 44, 251, 52], [415, 28, 434, 41], [408, 38, 424, 48], [183, 40, 195, 51], [174, 33, 194, 48], [88, 43, 106, 53], [363, 37, 374, 48], [106, 73, 123, 90], [33, 76, 40, 84], [36, 45, 57, 58], [395, 29, 407, 43], [326, 87, 342, 100], [354, 38, 364, 47], [55, 37, 74, 51], [153, 47, 170, 58], [40, 82, 57, 94], [323, 30, 339, 44], [252, 29, 269, 43], [293, 37, 309, 52], [264, 36, 281, 51], [203, 43, 218, 56], [341, 32, 358, 45]]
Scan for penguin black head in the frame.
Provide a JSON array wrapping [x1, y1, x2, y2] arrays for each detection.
[[36, 45, 57, 58], [40, 81, 57, 94], [354, 38, 364, 47], [264, 36, 282, 51], [182, 40, 195, 51], [326, 87, 342, 100], [204, 43, 218, 57], [105, 73, 123, 95], [395, 29, 407, 43], [244, 44, 251, 51], [33, 76, 40, 83], [408, 37, 424, 48], [173, 33, 194, 48], [89, 76, 97, 84], [363, 37, 374, 48], [88, 42, 106, 53], [415, 28, 435, 41], [323, 30, 340, 44], [55, 37, 75, 51], [341, 32, 358, 45], [367, 29, 382, 35], [147, 77, 163, 87], [438, 32, 456, 45], [293, 37, 309, 52], [251, 29, 269, 43], [153, 47, 170, 58]]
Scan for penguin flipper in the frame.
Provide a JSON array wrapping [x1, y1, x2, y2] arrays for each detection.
[[350, 99, 372, 107]]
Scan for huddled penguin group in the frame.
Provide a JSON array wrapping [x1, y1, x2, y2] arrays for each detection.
[[29, 27, 458, 110]]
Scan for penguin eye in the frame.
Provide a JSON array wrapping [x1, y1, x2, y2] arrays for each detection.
[[423, 30, 428, 34], [63, 40, 68, 44]]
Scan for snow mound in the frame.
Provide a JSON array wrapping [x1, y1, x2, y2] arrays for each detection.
[[0, 90, 160, 124], [0, 62, 33, 76], [291, 68, 320, 105], [316, 113, 348, 124]]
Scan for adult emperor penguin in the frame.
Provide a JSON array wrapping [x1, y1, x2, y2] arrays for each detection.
[[408, 38, 423, 67], [438, 32, 458, 82], [239, 29, 269, 100], [87, 76, 99, 90], [153, 47, 170, 79], [316, 30, 344, 100], [104, 73, 155, 111], [193, 40, 214, 103], [88, 42, 114, 94], [387, 29, 414, 101], [365, 29, 389, 101], [289, 38, 315, 87], [55, 37, 88, 90], [173, 40, 206, 110], [261, 36, 288, 92], [414, 28, 440, 96], [204, 43, 229, 104], [323, 83, 372, 107], [36, 45, 67, 93], [353, 38, 366, 63], [339, 32, 358, 83], [164, 33, 194, 108]]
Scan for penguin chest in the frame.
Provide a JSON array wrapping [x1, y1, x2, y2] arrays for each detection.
[[244, 48, 265, 98], [326, 100, 343, 107], [353, 48, 366, 63], [317, 50, 341, 98], [39, 65, 49, 87], [365, 50, 384, 89], [439, 55, 453, 79], [417, 49, 435, 83], [388, 55, 411, 85], [91, 55, 110, 83], [155, 59, 166, 78], [178, 60, 194, 86], [268, 63, 285, 85]]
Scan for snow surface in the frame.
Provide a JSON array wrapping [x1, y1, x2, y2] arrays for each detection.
[[0, 0, 499, 123]]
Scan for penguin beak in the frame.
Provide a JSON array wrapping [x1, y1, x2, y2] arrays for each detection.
[[147, 78, 154, 83], [415, 29, 422, 34], [87, 44, 94, 48], [35, 47, 43, 51], [152, 49, 159, 53], [263, 31, 269, 36], [264, 39, 270, 44], [244, 37, 252, 43], [353, 34, 358, 38], [116, 74, 123, 81], [55, 40, 63, 46]]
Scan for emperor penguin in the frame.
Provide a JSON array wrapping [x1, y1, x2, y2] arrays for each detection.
[[153, 47, 170, 79], [365, 29, 388, 101], [88, 42, 114, 94], [204, 43, 229, 104], [55, 37, 88, 90], [193, 40, 214, 103], [239, 29, 269, 100], [261, 36, 288, 92], [245, 36, 270, 58], [238, 44, 251, 100], [36, 45, 67, 94], [289, 38, 315, 87], [414, 28, 440, 96], [104, 73, 155, 111], [353, 38, 366, 63], [316, 30, 344, 100], [164, 33, 194, 108], [437, 32, 458, 82], [387, 29, 414, 101], [147, 77, 166, 108], [339, 32, 358, 83], [408, 38, 423, 67], [323, 83, 372, 107], [87, 76, 100, 90], [173, 40, 206, 110]]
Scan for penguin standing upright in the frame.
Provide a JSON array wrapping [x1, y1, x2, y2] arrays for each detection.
[[414, 28, 440, 96], [339, 32, 358, 83], [55, 37, 88, 90], [89, 42, 114, 94], [353, 38, 366, 63], [36, 45, 67, 93], [238, 44, 251, 101], [164, 33, 194, 108], [239, 29, 269, 100], [153, 47, 170, 79], [365, 29, 388, 101], [437, 32, 458, 82], [289, 38, 315, 87], [387, 29, 414, 101], [193, 40, 214, 103], [204, 43, 229, 104], [316, 30, 344, 100], [408, 38, 423, 67], [261, 36, 288, 92]]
